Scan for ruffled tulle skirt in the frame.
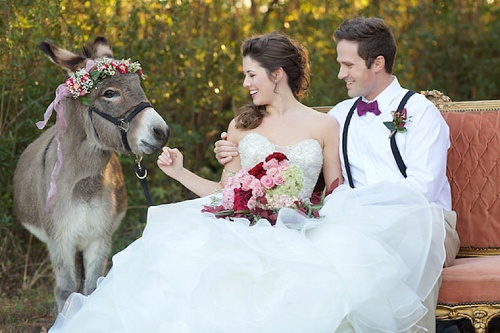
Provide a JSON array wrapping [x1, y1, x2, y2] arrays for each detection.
[[49, 181, 445, 333]]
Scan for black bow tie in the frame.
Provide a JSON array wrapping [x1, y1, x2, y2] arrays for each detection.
[[357, 100, 381, 116]]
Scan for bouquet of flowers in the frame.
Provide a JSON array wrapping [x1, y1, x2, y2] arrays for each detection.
[[202, 152, 337, 226]]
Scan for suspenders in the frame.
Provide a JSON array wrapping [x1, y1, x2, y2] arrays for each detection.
[[342, 90, 416, 188]]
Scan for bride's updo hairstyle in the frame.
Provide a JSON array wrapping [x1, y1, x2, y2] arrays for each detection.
[[235, 31, 311, 129]]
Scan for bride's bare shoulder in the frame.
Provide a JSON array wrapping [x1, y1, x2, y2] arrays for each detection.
[[226, 118, 251, 144], [304, 107, 338, 130]]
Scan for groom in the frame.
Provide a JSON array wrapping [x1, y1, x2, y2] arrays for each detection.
[[214, 17, 460, 332]]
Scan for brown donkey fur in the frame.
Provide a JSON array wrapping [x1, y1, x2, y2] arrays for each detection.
[[13, 37, 169, 312]]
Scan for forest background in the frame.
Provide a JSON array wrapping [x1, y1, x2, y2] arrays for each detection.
[[0, 0, 499, 331]]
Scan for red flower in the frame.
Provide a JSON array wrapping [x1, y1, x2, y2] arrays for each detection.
[[233, 188, 252, 211], [383, 108, 411, 138], [265, 152, 288, 162], [391, 108, 407, 129], [111, 62, 129, 74], [248, 162, 266, 179], [202, 152, 331, 227]]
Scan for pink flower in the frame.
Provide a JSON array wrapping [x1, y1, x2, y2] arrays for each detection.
[[265, 158, 279, 170], [222, 187, 235, 209], [274, 174, 285, 186], [63, 58, 144, 102], [247, 196, 258, 209], [260, 175, 275, 189], [250, 179, 264, 197], [80, 73, 91, 82], [99, 63, 110, 70], [202, 152, 330, 226], [240, 173, 254, 191], [266, 166, 279, 176]]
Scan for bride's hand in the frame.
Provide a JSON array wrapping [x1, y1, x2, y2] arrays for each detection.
[[157, 147, 184, 179]]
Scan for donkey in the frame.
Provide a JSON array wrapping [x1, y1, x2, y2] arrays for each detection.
[[13, 37, 169, 312]]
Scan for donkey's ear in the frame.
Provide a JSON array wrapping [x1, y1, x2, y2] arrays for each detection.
[[83, 36, 113, 60], [39, 40, 88, 75]]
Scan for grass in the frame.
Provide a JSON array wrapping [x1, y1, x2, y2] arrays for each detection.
[[0, 274, 55, 333], [0, 209, 147, 333], [0, 223, 55, 332]]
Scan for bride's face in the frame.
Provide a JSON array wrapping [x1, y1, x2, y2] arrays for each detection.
[[242, 56, 275, 106]]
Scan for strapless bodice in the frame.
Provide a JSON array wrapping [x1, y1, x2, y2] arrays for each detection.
[[238, 133, 323, 199]]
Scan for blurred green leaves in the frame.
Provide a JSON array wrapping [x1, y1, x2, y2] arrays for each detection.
[[1, 0, 498, 258]]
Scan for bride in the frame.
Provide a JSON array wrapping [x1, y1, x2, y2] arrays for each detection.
[[49, 31, 445, 333]]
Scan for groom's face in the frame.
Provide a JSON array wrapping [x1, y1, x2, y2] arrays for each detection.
[[336, 40, 378, 100]]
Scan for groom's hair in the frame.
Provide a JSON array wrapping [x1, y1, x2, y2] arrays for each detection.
[[333, 16, 396, 74]]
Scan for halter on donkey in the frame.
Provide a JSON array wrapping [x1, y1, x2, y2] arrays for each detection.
[[13, 37, 169, 312]]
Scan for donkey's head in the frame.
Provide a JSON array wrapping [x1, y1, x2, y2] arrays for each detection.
[[40, 37, 169, 155]]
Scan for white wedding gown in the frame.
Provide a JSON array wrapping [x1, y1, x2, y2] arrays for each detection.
[[49, 133, 445, 333]]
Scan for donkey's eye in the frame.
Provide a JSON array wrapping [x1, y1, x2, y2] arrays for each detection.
[[103, 89, 119, 98]]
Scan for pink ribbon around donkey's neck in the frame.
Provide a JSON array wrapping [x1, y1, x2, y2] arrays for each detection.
[[36, 60, 95, 213]]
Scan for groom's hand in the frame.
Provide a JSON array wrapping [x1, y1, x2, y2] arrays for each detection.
[[214, 132, 239, 165]]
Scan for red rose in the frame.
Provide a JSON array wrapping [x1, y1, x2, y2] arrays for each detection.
[[233, 188, 252, 211], [265, 152, 288, 162], [248, 162, 266, 179], [397, 108, 408, 128]]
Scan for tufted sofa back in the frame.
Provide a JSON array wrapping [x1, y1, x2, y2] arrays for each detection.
[[439, 100, 500, 253]]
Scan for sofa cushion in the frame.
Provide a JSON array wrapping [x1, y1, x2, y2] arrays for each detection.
[[441, 111, 500, 248], [438, 256, 500, 304]]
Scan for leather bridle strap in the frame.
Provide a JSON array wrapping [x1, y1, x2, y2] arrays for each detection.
[[89, 102, 152, 152]]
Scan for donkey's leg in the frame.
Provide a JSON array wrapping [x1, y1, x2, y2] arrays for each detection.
[[82, 236, 112, 296], [48, 240, 78, 312]]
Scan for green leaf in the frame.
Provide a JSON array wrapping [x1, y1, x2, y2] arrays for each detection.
[[383, 121, 395, 131], [81, 95, 91, 106], [90, 71, 101, 81]]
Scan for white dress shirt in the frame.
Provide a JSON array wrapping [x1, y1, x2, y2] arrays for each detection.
[[329, 77, 452, 210]]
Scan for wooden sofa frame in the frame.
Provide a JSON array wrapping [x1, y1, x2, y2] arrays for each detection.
[[314, 91, 500, 333]]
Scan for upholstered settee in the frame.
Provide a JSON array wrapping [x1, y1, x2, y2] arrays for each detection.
[[426, 91, 500, 333], [314, 91, 500, 333]]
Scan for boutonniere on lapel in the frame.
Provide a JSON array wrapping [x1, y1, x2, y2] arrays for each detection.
[[383, 108, 411, 138]]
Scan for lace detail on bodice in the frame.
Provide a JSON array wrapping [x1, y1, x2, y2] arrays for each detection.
[[238, 133, 323, 200]]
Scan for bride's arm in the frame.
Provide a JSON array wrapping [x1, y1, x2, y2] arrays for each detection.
[[157, 119, 243, 198], [157, 147, 223, 197]]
